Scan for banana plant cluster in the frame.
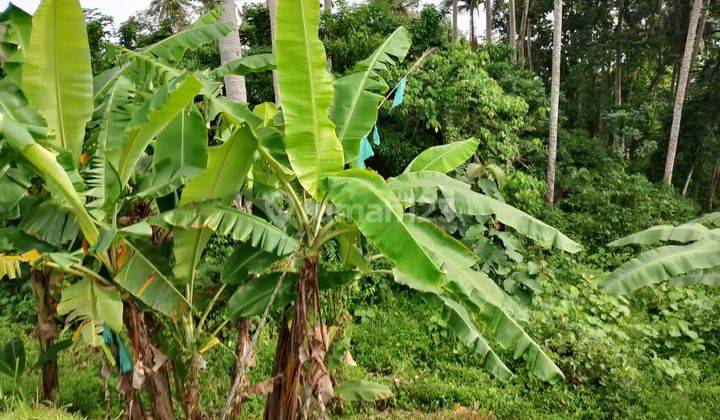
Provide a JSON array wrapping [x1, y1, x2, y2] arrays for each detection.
[[602, 212, 720, 295], [0, 0, 582, 417]]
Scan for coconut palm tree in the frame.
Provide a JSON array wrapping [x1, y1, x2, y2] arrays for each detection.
[[148, 0, 194, 30]]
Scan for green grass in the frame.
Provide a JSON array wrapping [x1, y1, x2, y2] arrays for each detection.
[[2, 287, 720, 419]]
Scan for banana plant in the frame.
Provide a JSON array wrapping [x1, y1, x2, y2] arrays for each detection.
[[0, 0, 274, 417], [601, 213, 720, 295], [212, 0, 580, 418]]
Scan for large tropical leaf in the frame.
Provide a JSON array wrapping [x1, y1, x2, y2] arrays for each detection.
[[332, 26, 411, 164], [106, 73, 202, 185], [0, 4, 32, 77], [608, 223, 717, 247], [693, 212, 720, 227], [275, 0, 344, 198], [150, 204, 298, 257], [115, 239, 188, 317], [22, 0, 93, 165], [601, 241, 720, 295], [19, 200, 79, 247], [1, 116, 99, 244], [325, 169, 442, 288], [435, 295, 513, 381], [57, 277, 123, 347], [213, 53, 276, 78], [226, 271, 356, 320], [221, 241, 283, 286], [388, 171, 582, 253], [403, 139, 479, 173], [137, 104, 209, 198], [142, 7, 232, 64], [171, 124, 257, 283], [333, 381, 392, 402]]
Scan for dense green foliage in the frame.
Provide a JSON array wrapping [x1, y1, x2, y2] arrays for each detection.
[[1, 0, 720, 418]]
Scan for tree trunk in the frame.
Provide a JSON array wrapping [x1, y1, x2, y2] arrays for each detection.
[[452, 0, 459, 42], [178, 363, 201, 420], [546, 0, 562, 204], [323, 0, 332, 12], [30, 269, 59, 402], [663, 0, 704, 184], [682, 163, 695, 196], [708, 161, 720, 210], [264, 257, 318, 420], [508, 0, 517, 61], [470, 8, 477, 50], [614, 0, 624, 107], [485, 0, 493, 43], [124, 302, 175, 420], [518, 0, 528, 61], [229, 318, 253, 418], [219, 0, 247, 103], [526, 23, 533, 70], [267, 0, 281, 105]]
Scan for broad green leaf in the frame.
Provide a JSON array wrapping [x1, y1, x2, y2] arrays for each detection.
[[669, 270, 720, 287], [435, 294, 513, 381], [275, 0, 344, 198], [115, 239, 189, 317], [1, 338, 25, 381], [334, 381, 392, 401], [150, 204, 298, 257], [180, 123, 255, 205], [208, 95, 263, 128], [142, 7, 232, 64], [388, 171, 582, 253], [0, 4, 32, 77], [601, 241, 720, 295], [22, 0, 93, 165], [226, 271, 356, 320], [19, 201, 79, 247], [57, 278, 123, 347], [403, 139, 479, 173], [1, 116, 99, 244], [253, 103, 279, 128], [609, 223, 716, 247], [0, 162, 32, 214], [0, 79, 47, 133], [325, 169, 442, 288], [214, 53, 276, 78], [171, 124, 256, 283], [693, 212, 720, 227], [107, 73, 202, 186], [221, 241, 283, 285], [332, 27, 411, 163]]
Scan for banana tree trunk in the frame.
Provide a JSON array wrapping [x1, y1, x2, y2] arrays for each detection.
[[124, 302, 175, 420], [265, 256, 318, 419], [219, 0, 247, 103], [30, 269, 58, 402], [663, 0, 704, 184], [546, 0, 562, 204], [178, 363, 201, 420], [229, 318, 252, 418]]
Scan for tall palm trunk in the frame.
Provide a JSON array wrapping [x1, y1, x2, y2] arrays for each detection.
[[265, 257, 318, 419], [219, 0, 247, 103], [323, 0, 332, 12], [518, 0, 530, 62], [485, 0, 492, 43], [452, 0, 459, 41], [30, 269, 59, 402], [663, 0, 704, 184], [508, 0, 517, 61], [614, 0, 624, 107], [267, 0, 281, 105], [470, 8, 477, 49], [546, 0, 562, 204]]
